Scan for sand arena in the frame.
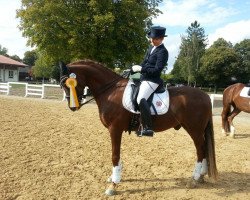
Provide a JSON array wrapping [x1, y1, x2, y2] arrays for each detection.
[[0, 95, 249, 199]]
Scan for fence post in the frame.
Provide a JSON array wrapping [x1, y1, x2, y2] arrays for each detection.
[[7, 82, 10, 95], [210, 94, 214, 112], [25, 83, 28, 97], [41, 84, 45, 99]]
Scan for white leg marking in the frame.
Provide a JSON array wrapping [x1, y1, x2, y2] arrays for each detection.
[[230, 126, 235, 138], [192, 162, 202, 181], [201, 159, 208, 175], [111, 160, 122, 184]]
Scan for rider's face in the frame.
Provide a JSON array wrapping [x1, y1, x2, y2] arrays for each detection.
[[150, 37, 164, 46]]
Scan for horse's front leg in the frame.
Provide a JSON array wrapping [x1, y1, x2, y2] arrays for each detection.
[[105, 127, 123, 196]]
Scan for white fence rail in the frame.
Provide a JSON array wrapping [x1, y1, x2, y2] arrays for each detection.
[[25, 84, 44, 98], [0, 82, 89, 102], [0, 82, 11, 95], [0, 82, 65, 101]]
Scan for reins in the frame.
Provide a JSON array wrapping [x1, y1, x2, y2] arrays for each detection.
[[80, 69, 132, 106], [80, 77, 124, 106]]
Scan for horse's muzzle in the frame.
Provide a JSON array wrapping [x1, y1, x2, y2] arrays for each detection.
[[69, 106, 79, 112]]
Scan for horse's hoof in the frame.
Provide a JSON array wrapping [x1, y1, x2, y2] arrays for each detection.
[[222, 129, 228, 136], [186, 177, 204, 188], [197, 175, 205, 183], [105, 188, 116, 196], [107, 176, 112, 183], [105, 183, 117, 196], [229, 133, 235, 139], [186, 179, 197, 188]]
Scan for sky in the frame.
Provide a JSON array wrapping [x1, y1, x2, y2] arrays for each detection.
[[0, 0, 250, 71]]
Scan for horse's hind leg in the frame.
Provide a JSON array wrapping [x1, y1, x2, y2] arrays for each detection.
[[227, 108, 241, 138], [187, 131, 207, 188], [221, 104, 231, 135]]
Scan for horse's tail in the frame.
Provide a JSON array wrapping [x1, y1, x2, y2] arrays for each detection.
[[205, 115, 218, 181]]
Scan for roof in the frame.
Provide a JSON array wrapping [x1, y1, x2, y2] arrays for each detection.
[[0, 55, 28, 67]]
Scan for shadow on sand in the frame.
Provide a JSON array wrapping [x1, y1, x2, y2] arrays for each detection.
[[117, 171, 250, 197]]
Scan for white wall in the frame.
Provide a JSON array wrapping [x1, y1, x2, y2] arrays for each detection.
[[4, 69, 18, 82]]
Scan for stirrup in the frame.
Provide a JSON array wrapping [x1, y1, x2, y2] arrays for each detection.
[[137, 129, 154, 137]]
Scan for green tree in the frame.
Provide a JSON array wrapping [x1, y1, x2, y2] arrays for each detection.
[[171, 54, 188, 84], [0, 45, 8, 55], [51, 64, 60, 82], [234, 39, 250, 83], [9, 55, 22, 62], [200, 39, 241, 92], [172, 21, 207, 86], [17, 0, 162, 68], [33, 51, 54, 81], [211, 38, 233, 48], [23, 50, 38, 66]]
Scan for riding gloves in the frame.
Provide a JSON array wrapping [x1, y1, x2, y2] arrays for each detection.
[[132, 65, 142, 72]]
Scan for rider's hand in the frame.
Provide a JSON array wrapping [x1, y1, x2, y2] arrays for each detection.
[[132, 65, 142, 72]]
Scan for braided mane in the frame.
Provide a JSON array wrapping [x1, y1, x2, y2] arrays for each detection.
[[68, 59, 104, 67], [68, 59, 122, 78]]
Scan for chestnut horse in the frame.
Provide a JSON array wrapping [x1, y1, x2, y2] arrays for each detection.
[[60, 60, 217, 195], [221, 83, 250, 138]]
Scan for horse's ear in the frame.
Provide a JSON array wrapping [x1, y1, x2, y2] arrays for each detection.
[[59, 61, 69, 77]]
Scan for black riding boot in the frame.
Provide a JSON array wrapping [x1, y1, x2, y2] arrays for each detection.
[[137, 98, 154, 137]]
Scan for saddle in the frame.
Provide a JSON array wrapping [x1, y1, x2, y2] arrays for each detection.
[[122, 73, 169, 115], [130, 79, 165, 112], [240, 86, 250, 98]]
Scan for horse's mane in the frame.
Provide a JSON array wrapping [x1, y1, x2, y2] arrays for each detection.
[[69, 59, 102, 67], [68, 59, 122, 78]]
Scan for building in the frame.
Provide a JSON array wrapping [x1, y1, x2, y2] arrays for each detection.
[[0, 55, 28, 82]]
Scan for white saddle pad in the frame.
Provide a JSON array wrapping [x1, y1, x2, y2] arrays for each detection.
[[122, 80, 169, 115], [240, 87, 250, 98]]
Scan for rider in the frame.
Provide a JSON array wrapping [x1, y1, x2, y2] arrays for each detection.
[[132, 26, 168, 136]]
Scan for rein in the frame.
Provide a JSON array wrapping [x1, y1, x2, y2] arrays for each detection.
[[82, 70, 132, 105], [77, 77, 124, 106]]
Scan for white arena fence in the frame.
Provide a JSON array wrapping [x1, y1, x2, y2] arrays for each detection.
[[209, 94, 223, 112], [1, 82, 220, 110], [0, 82, 65, 101], [0, 82, 11, 95], [0, 82, 89, 102]]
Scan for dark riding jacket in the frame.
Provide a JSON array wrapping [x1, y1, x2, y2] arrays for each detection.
[[140, 44, 168, 85]]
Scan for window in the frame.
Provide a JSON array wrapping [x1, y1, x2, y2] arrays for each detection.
[[9, 70, 14, 78]]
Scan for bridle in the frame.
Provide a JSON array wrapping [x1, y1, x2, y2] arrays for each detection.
[[60, 75, 123, 106]]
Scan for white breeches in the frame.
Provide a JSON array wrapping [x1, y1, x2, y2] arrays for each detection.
[[137, 81, 159, 104]]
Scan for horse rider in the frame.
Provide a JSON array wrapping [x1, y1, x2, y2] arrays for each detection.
[[131, 26, 169, 136]]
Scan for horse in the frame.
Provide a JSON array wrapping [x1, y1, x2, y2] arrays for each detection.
[[221, 83, 250, 138], [59, 60, 218, 195]]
